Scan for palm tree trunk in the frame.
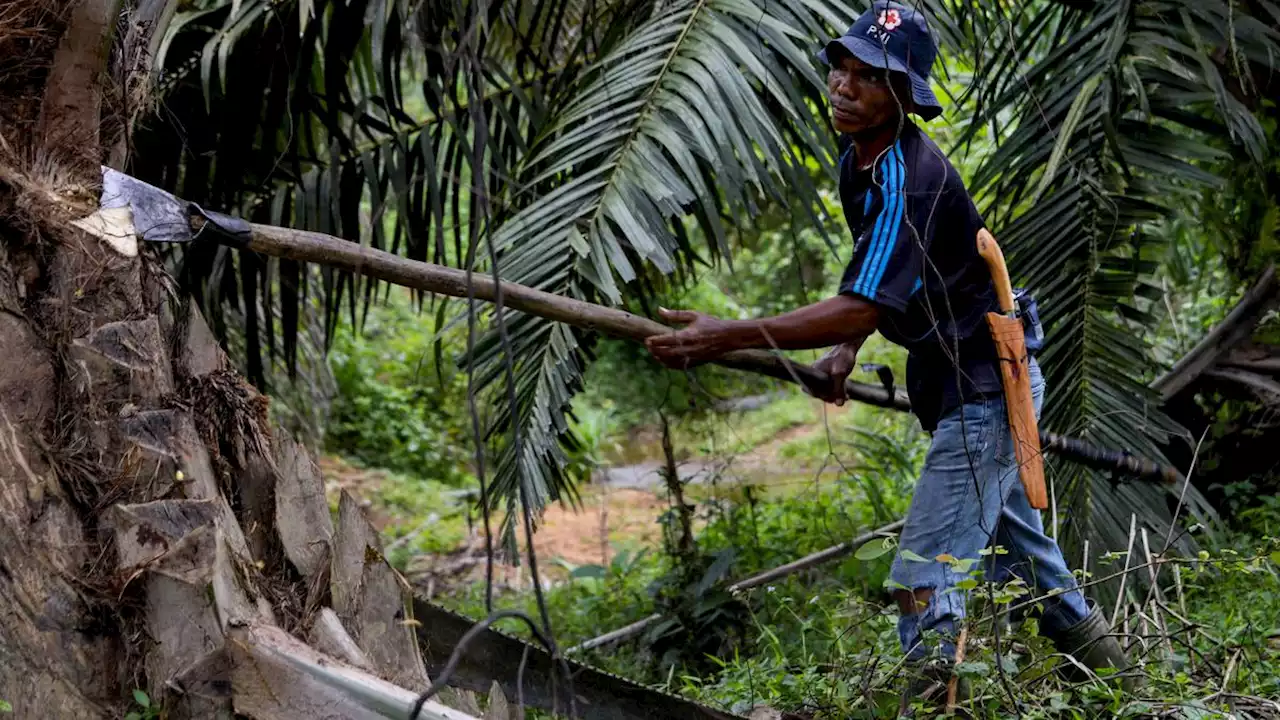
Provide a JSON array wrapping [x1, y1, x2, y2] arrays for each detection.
[[0, 4, 432, 717], [0, 257, 116, 709], [1, 3, 137, 713]]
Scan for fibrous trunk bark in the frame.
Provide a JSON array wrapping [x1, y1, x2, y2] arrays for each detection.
[[0, 3, 449, 717], [1, 2, 135, 712], [38, 0, 125, 174]]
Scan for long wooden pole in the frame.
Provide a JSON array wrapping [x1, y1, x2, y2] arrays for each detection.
[[240, 223, 1177, 481], [238, 222, 1179, 483], [245, 223, 911, 412]]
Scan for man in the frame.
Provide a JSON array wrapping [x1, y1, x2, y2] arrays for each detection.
[[644, 1, 1132, 713]]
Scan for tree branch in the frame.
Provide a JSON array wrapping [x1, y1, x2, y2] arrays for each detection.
[[1202, 368, 1280, 402], [567, 519, 908, 654], [1218, 346, 1280, 374]]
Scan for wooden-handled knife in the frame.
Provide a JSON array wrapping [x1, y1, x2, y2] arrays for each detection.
[[977, 228, 1049, 510]]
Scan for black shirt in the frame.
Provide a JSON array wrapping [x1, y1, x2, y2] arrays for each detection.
[[836, 122, 1003, 431]]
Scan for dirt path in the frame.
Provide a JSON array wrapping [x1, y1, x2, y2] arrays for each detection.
[[598, 399, 854, 490], [318, 455, 671, 576], [527, 487, 666, 567], [319, 395, 856, 584]]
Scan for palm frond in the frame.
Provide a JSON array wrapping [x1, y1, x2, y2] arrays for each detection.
[[938, 0, 1279, 573], [136, 0, 858, 521], [136, 0, 588, 371], [467, 0, 856, 523]]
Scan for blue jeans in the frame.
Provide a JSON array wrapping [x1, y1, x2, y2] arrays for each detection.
[[890, 358, 1089, 661]]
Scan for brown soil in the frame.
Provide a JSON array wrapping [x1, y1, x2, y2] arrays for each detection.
[[529, 486, 666, 567], [318, 396, 854, 586], [318, 454, 671, 581]]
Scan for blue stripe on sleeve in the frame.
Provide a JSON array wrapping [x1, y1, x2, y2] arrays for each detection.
[[854, 146, 905, 296], [853, 191, 873, 251], [851, 156, 894, 294], [868, 143, 907, 293]]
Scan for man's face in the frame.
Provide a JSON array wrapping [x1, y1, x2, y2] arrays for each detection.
[[827, 53, 900, 134]]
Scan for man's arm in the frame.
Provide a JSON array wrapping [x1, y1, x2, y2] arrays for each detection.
[[644, 294, 878, 368]]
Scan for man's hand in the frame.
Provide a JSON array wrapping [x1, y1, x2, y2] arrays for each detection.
[[644, 308, 741, 369], [810, 342, 863, 406], [644, 296, 878, 370]]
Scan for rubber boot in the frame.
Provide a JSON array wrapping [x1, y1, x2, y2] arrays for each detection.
[[898, 659, 969, 718], [1043, 601, 1137, 690]]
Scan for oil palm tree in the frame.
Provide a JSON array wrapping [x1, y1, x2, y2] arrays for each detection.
[[12, 0, 1269, 712]]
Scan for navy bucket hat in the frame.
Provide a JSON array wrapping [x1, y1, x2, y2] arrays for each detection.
[[818, 1, 943, 121]]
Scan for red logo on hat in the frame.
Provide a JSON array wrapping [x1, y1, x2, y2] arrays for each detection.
[[879, 9, 902, 30]]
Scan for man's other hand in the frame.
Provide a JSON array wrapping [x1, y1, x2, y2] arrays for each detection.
[[810, 343, 860, 405], [644, 308, 739, 369]]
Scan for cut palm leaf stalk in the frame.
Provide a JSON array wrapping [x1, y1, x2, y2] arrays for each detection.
[[409, 600, 744, 720]]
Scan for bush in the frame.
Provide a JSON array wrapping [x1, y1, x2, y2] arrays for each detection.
[[326, 289, 473, 485]]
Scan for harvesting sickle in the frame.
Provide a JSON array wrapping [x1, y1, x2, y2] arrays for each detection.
[[71, 157, 1163, 718], [73, 162, 1176, 485]]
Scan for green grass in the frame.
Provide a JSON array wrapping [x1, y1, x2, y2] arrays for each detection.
[[428, 467, 1280, 719], [325, 287, 474, 486]]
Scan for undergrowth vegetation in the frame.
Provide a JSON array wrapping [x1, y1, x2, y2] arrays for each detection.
[[435, 475, 1280, 719], [325, 289, 474, 486]]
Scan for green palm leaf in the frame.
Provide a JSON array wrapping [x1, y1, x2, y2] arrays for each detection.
[[140, 0, 583, 373], [936, 0, 1278, 582], [467, 0, 855, 526], [138, 0, 857, 524]]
